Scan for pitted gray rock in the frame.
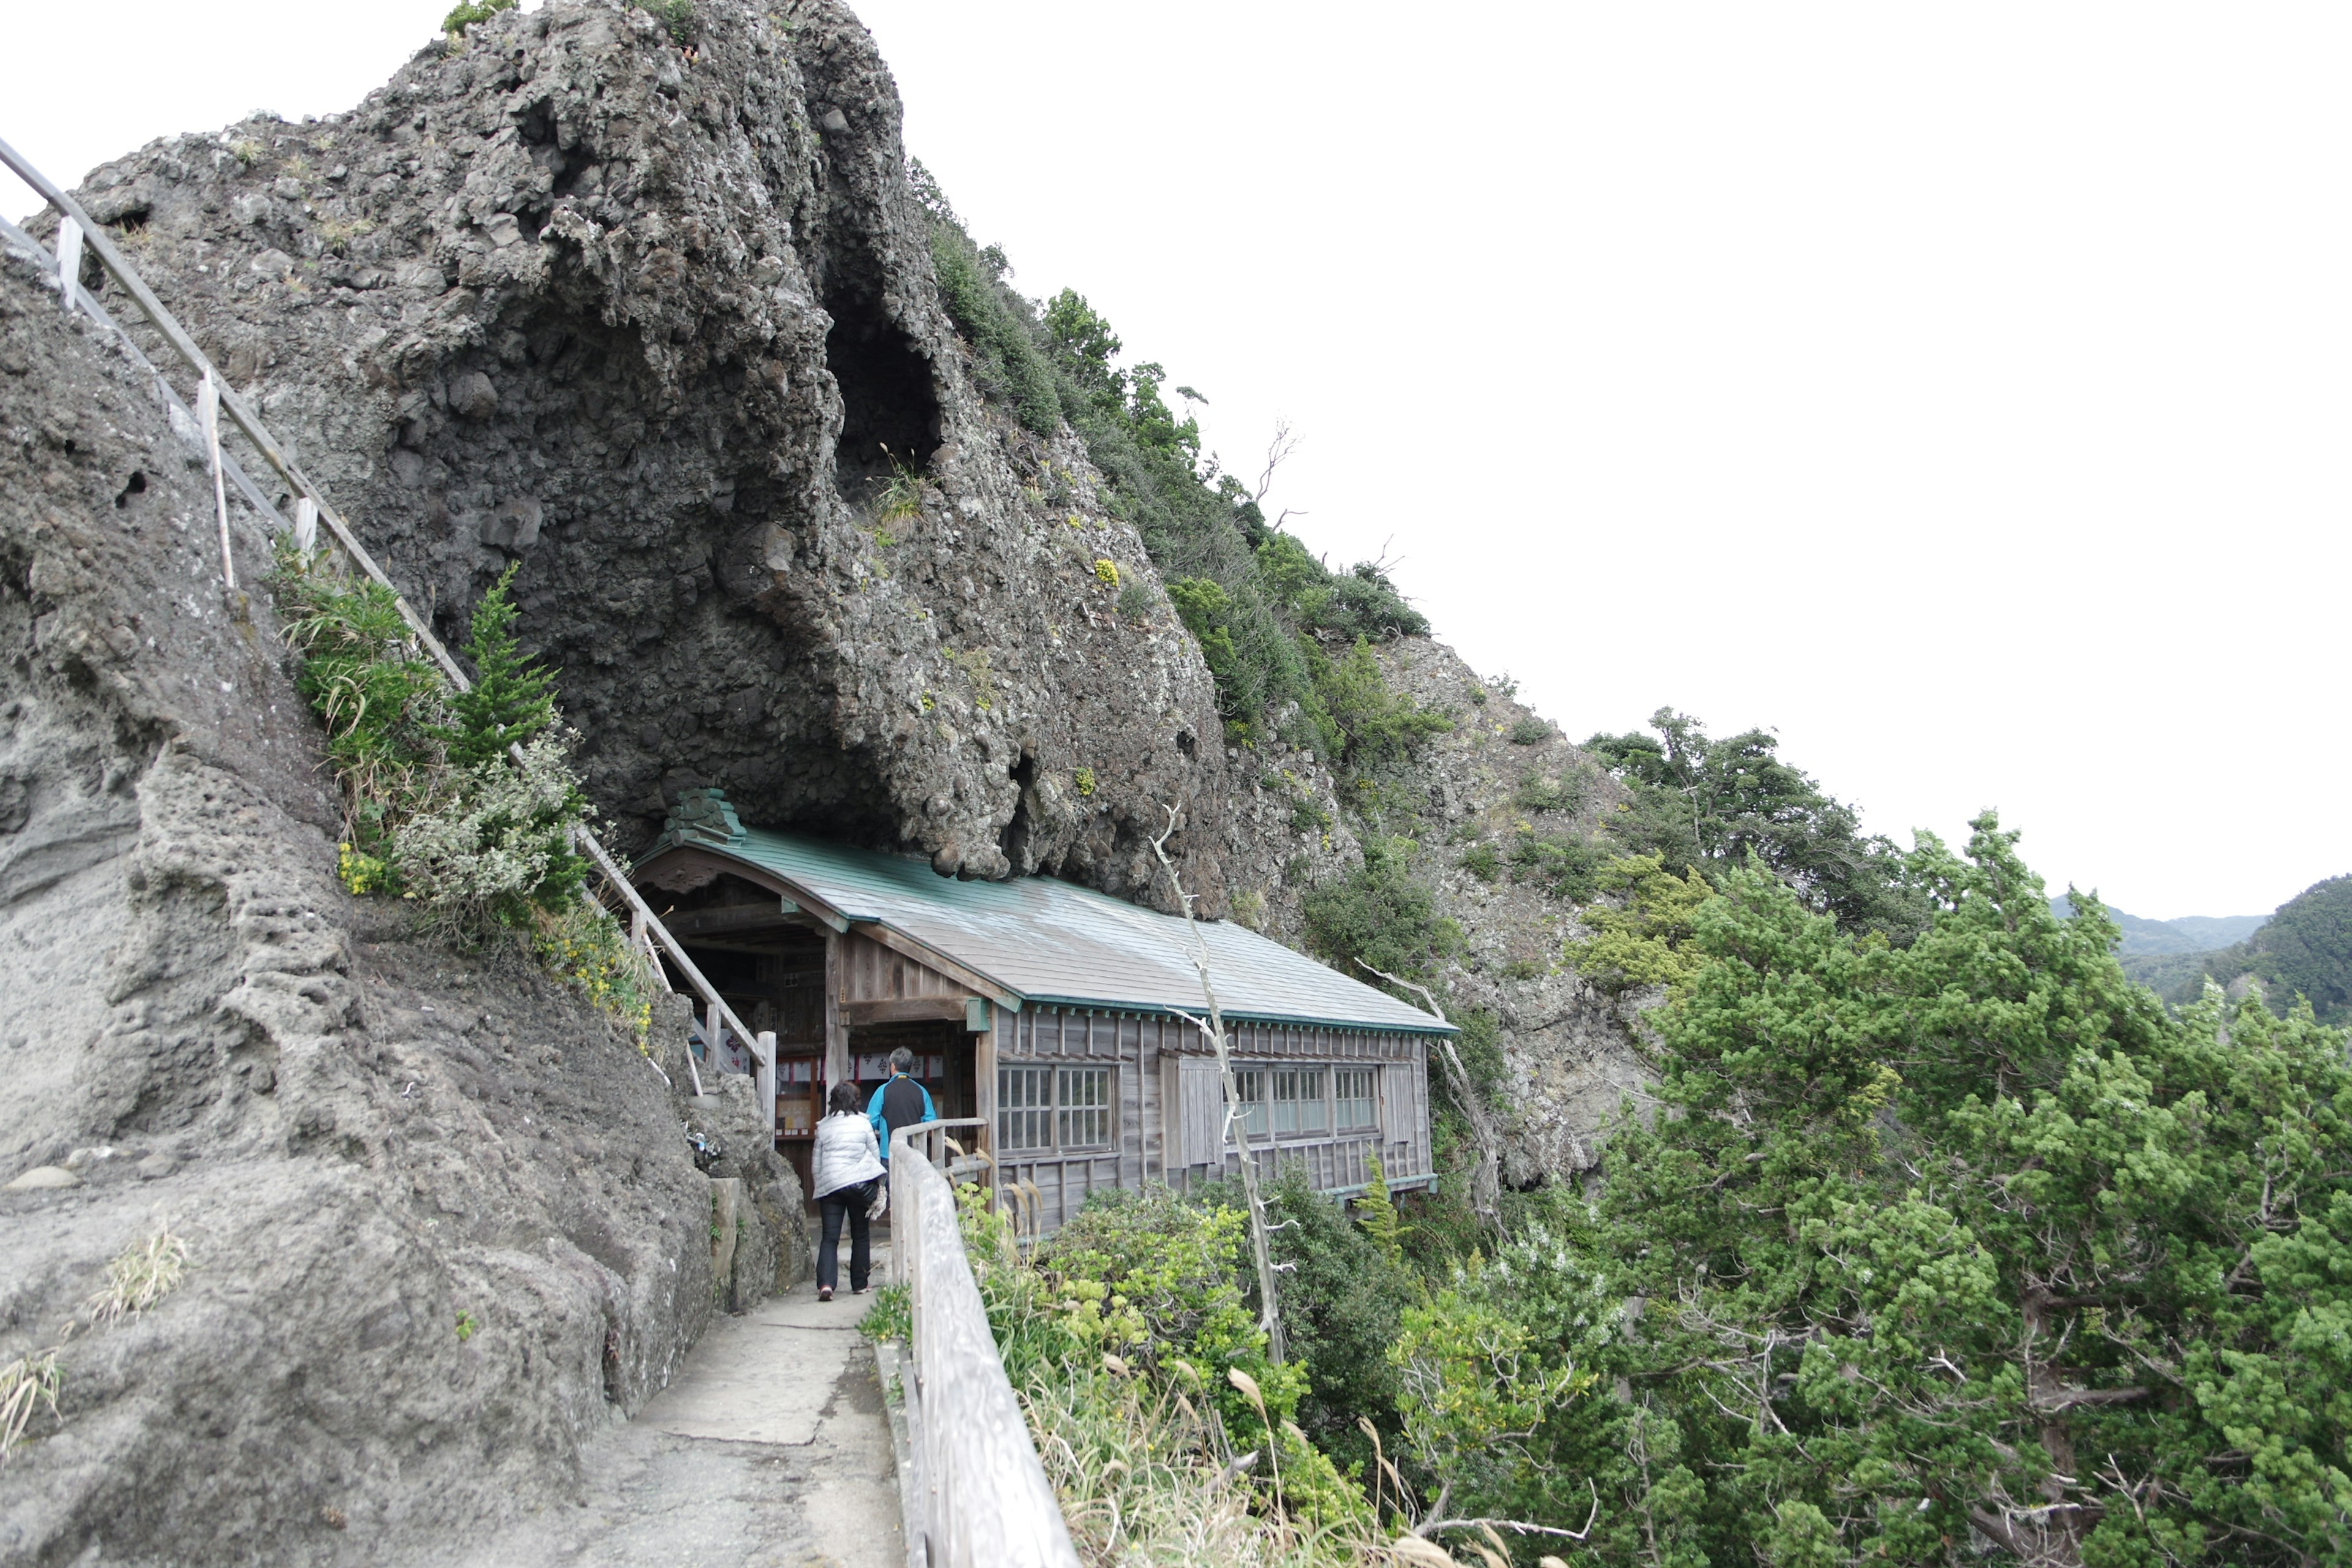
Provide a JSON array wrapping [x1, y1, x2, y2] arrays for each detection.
[[62, 0, 1294, 911]]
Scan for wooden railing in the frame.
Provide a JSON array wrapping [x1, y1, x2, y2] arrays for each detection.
[[889, 1120, 1080, 1568], [0, 134, 778, 1129]]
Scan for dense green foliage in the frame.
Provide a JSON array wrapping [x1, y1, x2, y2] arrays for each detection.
[[442, 0, 514, 34], [1407, 818, 2352, 1566], [1586, 707, 1927, 937], [1300, 835, 1462, 998]]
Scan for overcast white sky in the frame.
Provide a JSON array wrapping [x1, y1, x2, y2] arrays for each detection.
[[8, 2, 2346, 918]]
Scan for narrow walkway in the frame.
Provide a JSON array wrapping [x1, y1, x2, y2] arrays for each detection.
[[438, 1254, 903, 1567]]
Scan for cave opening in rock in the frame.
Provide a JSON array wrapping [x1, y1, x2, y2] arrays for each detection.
[[365, 296, 904, 856], [823, 285, 940, 489]]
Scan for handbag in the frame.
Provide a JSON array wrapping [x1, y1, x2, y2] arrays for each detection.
[[865, 1175, 889, 1221]]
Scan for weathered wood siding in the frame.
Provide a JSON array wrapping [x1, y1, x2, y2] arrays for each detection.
[[995, 1006, 1438, 1234], [838, 930, 967, 1006]]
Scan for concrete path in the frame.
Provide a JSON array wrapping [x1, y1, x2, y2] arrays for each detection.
[[434, 1260, 903, 1568]]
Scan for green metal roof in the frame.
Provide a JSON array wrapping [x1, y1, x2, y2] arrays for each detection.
[[645, 805, 1455, 1036]]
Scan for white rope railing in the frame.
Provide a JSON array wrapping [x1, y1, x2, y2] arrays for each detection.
[[889, 1119, 1080, 1568], [0, 134, 777, 1128]]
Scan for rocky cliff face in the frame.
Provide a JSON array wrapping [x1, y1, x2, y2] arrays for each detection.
[[1, 2, 1654, 1557], [1373, 640, 1656, 1185], [41, 0, 1659, 1190], [62, 0, 1333, 914], [0, 247, 818, 1563]]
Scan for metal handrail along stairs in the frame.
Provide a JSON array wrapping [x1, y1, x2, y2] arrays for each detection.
[[0, 134, 779, 1126]]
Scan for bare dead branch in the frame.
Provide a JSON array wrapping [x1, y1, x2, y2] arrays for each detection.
[[1253, 417, 1300, 506], [1152, 806, 1287, 1363], [1417, 1480, 1601, 1543], [1354, 959, 1502, 1230]]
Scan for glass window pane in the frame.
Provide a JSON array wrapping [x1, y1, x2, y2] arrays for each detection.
[[1000, 1065, 1052, 1151], [1228, 1069, 1270, 1140], [1058, 1067, 1112, 1149]]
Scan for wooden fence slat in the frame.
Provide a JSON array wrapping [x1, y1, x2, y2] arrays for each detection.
[[890, 1120, 1082, 1568]]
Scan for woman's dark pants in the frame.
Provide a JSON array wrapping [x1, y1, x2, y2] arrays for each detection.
[[818, 1182, 872, 1292]]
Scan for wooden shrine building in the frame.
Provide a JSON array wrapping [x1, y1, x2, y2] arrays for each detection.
[[633, 790, 1452, 1230]]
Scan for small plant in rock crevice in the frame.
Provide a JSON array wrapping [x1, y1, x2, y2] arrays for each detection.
[[272, 551, 644, 1039]]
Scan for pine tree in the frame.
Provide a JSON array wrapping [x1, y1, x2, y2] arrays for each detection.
[[441, 565, 559, 768]]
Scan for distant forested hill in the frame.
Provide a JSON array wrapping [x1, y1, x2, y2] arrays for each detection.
[[2155, 875, 2352, 1023], [2049, 895, 2267, 955]]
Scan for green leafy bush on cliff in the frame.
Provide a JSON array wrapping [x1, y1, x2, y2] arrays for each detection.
[[273, 556, 650, 1038], [1416, 818, 2352, 1567], [1586, 705, 1928, 937], [1301, 835, 1463, 995]]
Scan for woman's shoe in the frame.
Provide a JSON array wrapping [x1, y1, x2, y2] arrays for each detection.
[[817, 1286, 834, 1302]]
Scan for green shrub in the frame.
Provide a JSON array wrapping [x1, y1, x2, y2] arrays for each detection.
[[1115, 581, 1155, 620], [1194, 1170, 1418, 1477], [1507, 715, 1552, 745], [1458, 842, 1501, 883], [275, 553, 450, 886], [1562, 853, 1717, 992], [922, 200, 1061, 436], [1508, 829, 1608, 903], [1306, 638, 1452, 779], [442, 0, 514, 32], [1302, 837, 1462, 993], [1514, 770, 1589, 815]]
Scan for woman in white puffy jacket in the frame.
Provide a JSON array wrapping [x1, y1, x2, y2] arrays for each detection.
[[810, 1082, 886, 1302]]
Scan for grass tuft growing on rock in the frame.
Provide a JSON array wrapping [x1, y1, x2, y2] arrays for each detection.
[[0, 1348, 63, 1466], [85, 1226, 189, 1329]]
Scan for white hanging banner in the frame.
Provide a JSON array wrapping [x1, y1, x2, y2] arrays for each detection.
[[294, 496, 318, 552], [55, 218, 82, 315], [199, 372, 236, 590]]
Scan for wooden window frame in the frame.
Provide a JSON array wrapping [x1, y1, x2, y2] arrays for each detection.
[[998, 1061, 1116, 1154], [1333, 1065, 1381, 1134], [1057, 1066, 1115, 1152], [999, 1063, 1054, 1152], [1272, 1066, 1329, 1137]]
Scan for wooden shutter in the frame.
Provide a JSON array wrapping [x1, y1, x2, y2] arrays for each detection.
[[1171, 1058, 1224, 1168]]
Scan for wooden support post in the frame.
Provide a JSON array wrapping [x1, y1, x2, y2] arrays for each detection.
[[198, 371, 235, 591], [974, 1012, 998, 1200], [756, 1030, 777, 1135], [823, 927, 848, 1091], [54, 217, 80, 315]]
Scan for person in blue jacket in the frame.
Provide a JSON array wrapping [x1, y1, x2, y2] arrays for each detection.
[[867, 1046, 937, 1161]]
